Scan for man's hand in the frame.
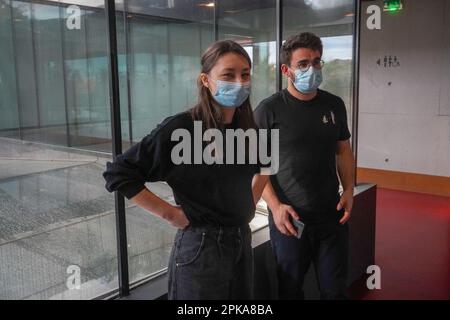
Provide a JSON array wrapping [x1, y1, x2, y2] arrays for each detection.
[[166, 205, 190, 229], [337, 189, 353, 224], [272, 203, 300, 236]]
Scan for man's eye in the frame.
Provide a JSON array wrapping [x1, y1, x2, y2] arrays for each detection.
[[299, 63, 309, 69]]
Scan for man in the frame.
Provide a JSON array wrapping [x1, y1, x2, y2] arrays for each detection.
[[253, 32, 355, 299]]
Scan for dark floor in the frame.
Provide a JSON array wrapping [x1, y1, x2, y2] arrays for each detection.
[[350, 188, 449, 300]]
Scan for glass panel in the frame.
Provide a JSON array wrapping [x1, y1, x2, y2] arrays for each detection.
[[128, 19, 170, 140], [62, 6, 91, 147], [11, 1, 39, 131], [217, 0, 277, 107], [32, 3, 67, 145], [62, 4, 118, 153], [0, 0, 118, 300], [0, 0, 20, 139]]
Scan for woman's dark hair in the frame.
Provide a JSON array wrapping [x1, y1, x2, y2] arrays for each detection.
[[280, 32, 323, 66], [190, 40, 256, 130]]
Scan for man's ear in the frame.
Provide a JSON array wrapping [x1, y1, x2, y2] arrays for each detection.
[[281, 64, 292, 79]]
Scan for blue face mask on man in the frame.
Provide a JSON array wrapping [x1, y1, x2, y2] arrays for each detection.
[[211, 80, 251, 108], [290, 66, 323, 94]]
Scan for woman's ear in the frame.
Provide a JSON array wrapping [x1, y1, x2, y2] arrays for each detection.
[[200, 73, 209, 88]]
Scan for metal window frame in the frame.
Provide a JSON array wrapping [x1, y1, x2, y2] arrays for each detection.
[[29, 2, 42, 129], [58, 5, 72, 147], [105, 0, 129, 297], [276, 0, 283, 92], [351, 0, 362, 181], [214, 0, 219, 41], [123, 0, 134, 144]]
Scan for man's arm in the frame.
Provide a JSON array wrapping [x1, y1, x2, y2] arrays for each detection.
[[253, 175, 299, 236], [252, 174, 269, 206], [261, 179, 300, 236], [336, 139, 355, 224], [254, 102, 299, 236]]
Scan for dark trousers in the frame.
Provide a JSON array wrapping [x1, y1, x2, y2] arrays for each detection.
[[168, 224, 253, 300], [269, 213, 349, 300]]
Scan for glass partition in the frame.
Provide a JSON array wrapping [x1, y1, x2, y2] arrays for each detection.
[[0, 0, 118, 300]]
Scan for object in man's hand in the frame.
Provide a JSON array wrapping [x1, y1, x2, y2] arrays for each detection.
[[292, 218, 305, 239]]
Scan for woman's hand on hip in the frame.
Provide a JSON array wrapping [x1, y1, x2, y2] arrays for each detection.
[[166, 205, 190, 229]]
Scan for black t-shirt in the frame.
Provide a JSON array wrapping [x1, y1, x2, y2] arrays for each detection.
[[254, 89, 351, 224], [103, 111, 263, 227]]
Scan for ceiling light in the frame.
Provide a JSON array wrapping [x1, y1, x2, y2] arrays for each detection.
[[198, 2, 215, 7]]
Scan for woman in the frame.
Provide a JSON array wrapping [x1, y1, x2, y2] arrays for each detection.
[[103, 40, 268, 300]]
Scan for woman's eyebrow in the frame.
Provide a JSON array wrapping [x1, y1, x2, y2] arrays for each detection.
[[221, 67, 250, 72]]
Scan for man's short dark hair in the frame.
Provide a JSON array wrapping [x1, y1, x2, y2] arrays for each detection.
[[280, 32, 323, 66]]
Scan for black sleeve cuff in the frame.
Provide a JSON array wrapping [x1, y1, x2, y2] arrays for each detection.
[[117, 182, 146, 200], [339, 132, 351, 141]]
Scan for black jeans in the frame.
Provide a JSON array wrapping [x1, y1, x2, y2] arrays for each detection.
[[167, 224, 253, 300], [269, 213, 349, 300]]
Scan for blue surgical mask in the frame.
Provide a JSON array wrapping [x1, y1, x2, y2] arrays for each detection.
[[291, 66, 322, 94], [211, 80, 251, 108]]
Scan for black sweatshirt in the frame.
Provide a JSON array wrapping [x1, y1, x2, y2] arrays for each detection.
[[103, 111, 263, 227]]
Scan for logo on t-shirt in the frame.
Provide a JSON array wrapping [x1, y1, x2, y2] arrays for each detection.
[[322, 111, 336, 125]]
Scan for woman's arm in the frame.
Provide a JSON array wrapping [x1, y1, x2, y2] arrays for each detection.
[[103, 117, 189, 228], [130, 188, 189, 229]]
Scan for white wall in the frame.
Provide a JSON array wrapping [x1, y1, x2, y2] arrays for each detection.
[[358, 0, 450, 177]]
